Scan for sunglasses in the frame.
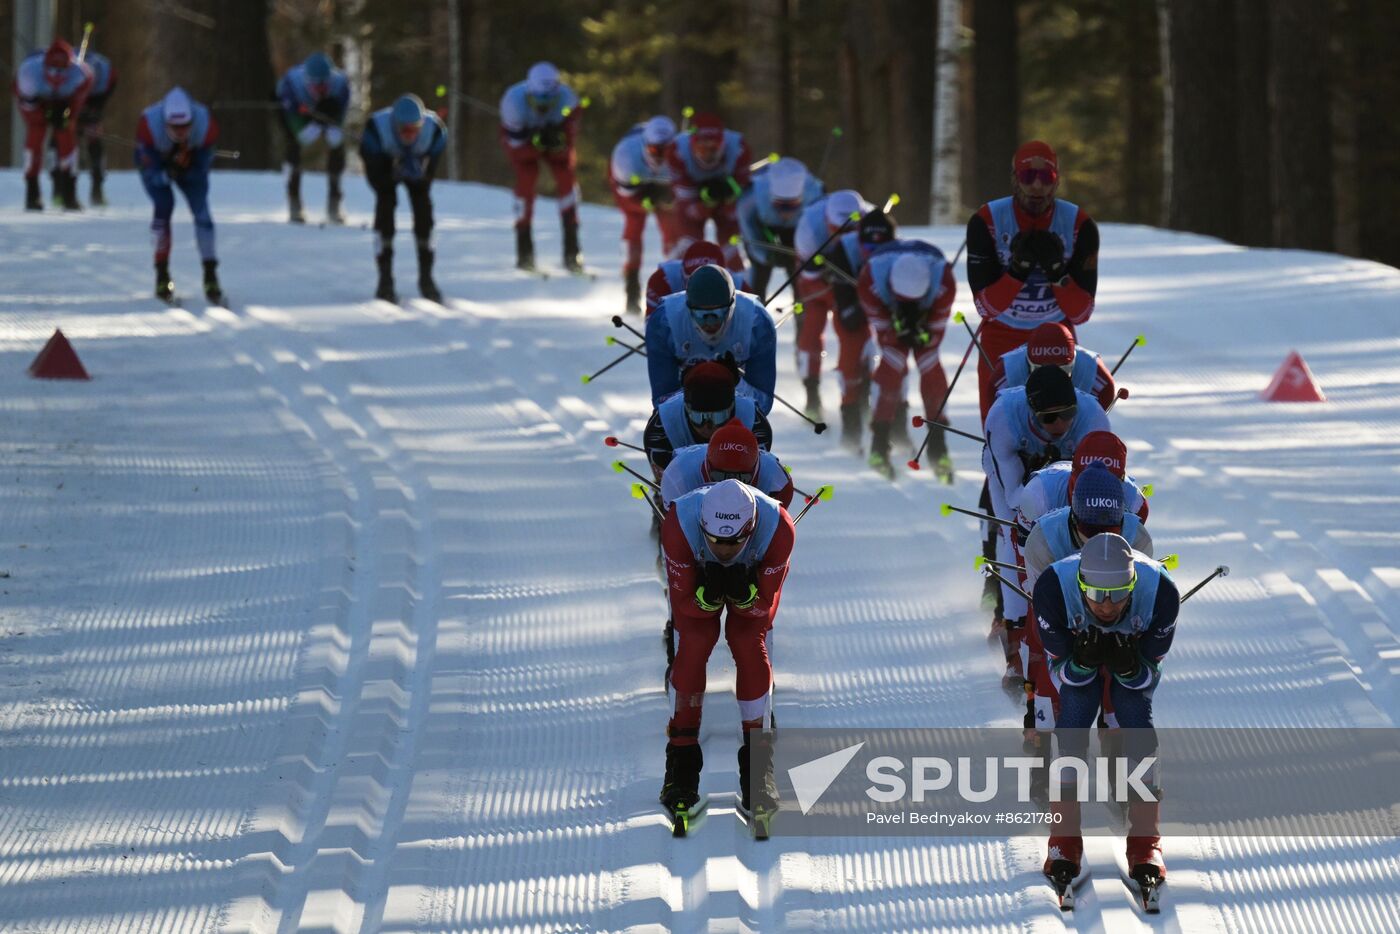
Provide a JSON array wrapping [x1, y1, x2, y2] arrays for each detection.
[[687, 405, 734, 427], [1017, 166, 1058, 186], [703, 526, 752, 547], [1078, 571, 1136, 605], [1029, 362, 1074, 377], [1036, 406, 1077, 425], [708, 466, 754, 483], [689, 304, 730, 329]]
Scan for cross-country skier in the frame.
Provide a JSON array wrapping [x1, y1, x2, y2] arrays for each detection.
[[276, 51, 351, 225], [1019, 464, 1153, 737], [659, 479, 795, 835], [645, 241, 753, 318], [1014, 429, 1149, 531], [666, 113, 752, 271], [991, 322, 1116, 415], [359, 93, 448, 302], [1034, 532, 1177, 900], [134, 87, 223, 304], [860, 239, 957, 480], [612, 115, 680, 312], [736, 156, 823, 298], [76, 49, 115, 206], [646, 265, 777, 414], [500, 62, 582, 272], [14, 39, 92, 210], [967, 141, 1099, 423], [660, 420, 794, 509], [983, 365, 1109, 692], [644, 361, 773, 477]]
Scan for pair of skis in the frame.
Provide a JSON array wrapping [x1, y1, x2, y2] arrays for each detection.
[[518, 263, 598, 282], [1048, 860, 1162, 914], [663, 796, 777, 840]]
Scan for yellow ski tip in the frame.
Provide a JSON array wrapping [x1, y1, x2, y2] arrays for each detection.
[[580, 374, 591, 384], [435, 84, 447, 97], [1162, 553, 1180, 570], [1135, 334, 1147, 346], [767, 152, 780, 163], [792, 302, 804, 315], [631, 483, 647, 499], [818, 485, 834, 501], [1142, 483, 1155, 497], [606, 335, 616, 346], [682, 106, 695, 118], [832, 126, 844, 137], [939, 503, 953, 516], [611, 460, 626, 473], [954, 311, 965, 324], [974, 556, 986, 569]]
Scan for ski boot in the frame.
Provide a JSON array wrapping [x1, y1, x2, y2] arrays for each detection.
[[515, 224, 535, 271], [56, 170, 81, 211], [327, 178, 345, 226], [417, 240, 443, 302], [25, 176, 43, 212], [803, 377, 823, 422], [90, 176, 106, 208], [1127, 799, 1165, 909], [624, 267, 641, 314], [1045, 798, 1085, 910], [563, 218, 583, 273], [926, 418, 954, 484], [893, 400, 912, 451], [738, 731, 779, 838], [868, 420, 895, 480], [839, 402, 863, 453], [203, 259, 225, 305], [375, 249, 397, 302], [155, 261, 175, 303], [659, 741, 704, 836], [288, 191, 306, 225]]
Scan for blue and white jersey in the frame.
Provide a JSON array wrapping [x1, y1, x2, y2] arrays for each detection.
[[276, 63, 350, 121], [1022, 505, 1149, 592], [499, 79, 579, 146], [736, 166, 824, 266], [864, 241, 951, 312], [794, 193, 874, 266], [985, 195, 1080, 330], [669, 129, 745, 195], [1014, 461, 1149, 528], [647, 259, 749, 317], [15, 52, 91, 103], [1000, 345, 1101, 394], [673, 485, 783, 568], [84, 52, 115, 96], [660, 443, 789, 510], [610, 124, 670, 190], [646, 291, 777, 414], [982, 387, 1110, 509], [360, 107, 448, 180], [656, 395, 759, 453]]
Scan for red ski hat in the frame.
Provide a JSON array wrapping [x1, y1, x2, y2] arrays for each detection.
[[1027, 322, 1076, 367], [707, 420, 759, 477], [692, 112, 725, 141], [683, 361, 737, 412], [682, 241, 726, 278], [1012, 140, 1058, 173], [1069, 430, 1127, 500], [44, 39, 73, 70]]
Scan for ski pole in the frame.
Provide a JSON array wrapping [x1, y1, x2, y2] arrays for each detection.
[[792, 486, 832, 524], [911, 416, 985, 444], [632, 483, 665, 523], [956, 311, 993, 367], [796, 484, 834, 504], [939, 502, 1017, 527], [816, 126, 843, 178], [761, 193, 891, 305], [1111, 335, 1146, 376], [974, 555, 1023, 573], [582, 346, 643, 384], [770, 390, 827, 434], [949, 237, 968, 267], [732, 234, 801, 258], [603, 436, 648, 454], [1105, 385, 1130, 413], [77, 22, 94, 62], [748, 152, 780, 174], [434, 83, 501, 117], [1179, 565, 1229, 604], [613, 459, 659, 489], [810, 253, 859, 286], [606, 335, 646, 356], [909, 319, 981, 470], [982, 565, 1032, 601], [611, 314, 646, 342]]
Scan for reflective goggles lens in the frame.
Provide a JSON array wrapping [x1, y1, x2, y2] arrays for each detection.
[[704, 526, 752, 547], [1078, 571, 1136, 604], [1016, 166, 1058, 186], [709, 467, 752, 483], [687, 405, 734, 427], [1030, 362, 1075, 377], [689, 304, 730, 329], [1036, 406, 1076, 426]]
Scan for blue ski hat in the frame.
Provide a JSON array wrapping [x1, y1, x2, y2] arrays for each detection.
[[391, 93, 426, 131], [304, 52, 333, 82], [1072, 463, 1125, 530]]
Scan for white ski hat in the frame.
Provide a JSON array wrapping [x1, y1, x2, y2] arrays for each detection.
[[526, 61, 560, 97], [769, 157, 809, 201], [163, 86, 194, 126], [890, 253, 931, 299], [643, 115, 676, 146], [700, 479, 757, 540], [824, 190, 862, 230]]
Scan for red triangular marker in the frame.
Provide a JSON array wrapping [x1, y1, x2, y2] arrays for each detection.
[[1261, 350, 1323, 402], [28, 329, 91, 380]]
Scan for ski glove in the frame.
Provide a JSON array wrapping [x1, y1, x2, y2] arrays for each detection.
[[1007, 232, 1036, 281], [698, 177, 738, 207], [836, 302, 866, 333], [1070, 626, 1112, 671], [1108, 633, 1142, 681], [694, 586, 723, 612], [1028, 230, 1068, 283], [47, 106, 71, 130], [720, 563, 757, 605], [533, 124, 567, 154]]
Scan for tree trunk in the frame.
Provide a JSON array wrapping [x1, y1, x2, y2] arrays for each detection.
[[971, 0, 1017, 208], [1121, 0, 1159, 225], [929, 0, 962, 224], [1268, 0, 1333, 250], [1231, 0, 1271, 246], [1350, 0, 1400, 266]]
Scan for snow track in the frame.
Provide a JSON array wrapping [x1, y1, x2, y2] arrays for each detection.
[[0, 172, 1397, 931]]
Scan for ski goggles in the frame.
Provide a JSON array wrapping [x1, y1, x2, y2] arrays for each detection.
[[1035, 405, 1077, 426], [688, 303, 731, 330], [1078, 571, 1136, 605], [703, 524, 754, 547], [1016, 166, 1058, 187], [1029, 361, 1075, 377], [708, 465, 756, 483], [687, 404, 734, 428]]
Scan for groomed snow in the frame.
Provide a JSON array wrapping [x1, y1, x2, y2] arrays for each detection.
[[1, 169, 1397, 932]]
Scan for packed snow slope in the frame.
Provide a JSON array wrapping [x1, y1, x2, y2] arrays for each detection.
[[0, 169, 1398, 933]]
